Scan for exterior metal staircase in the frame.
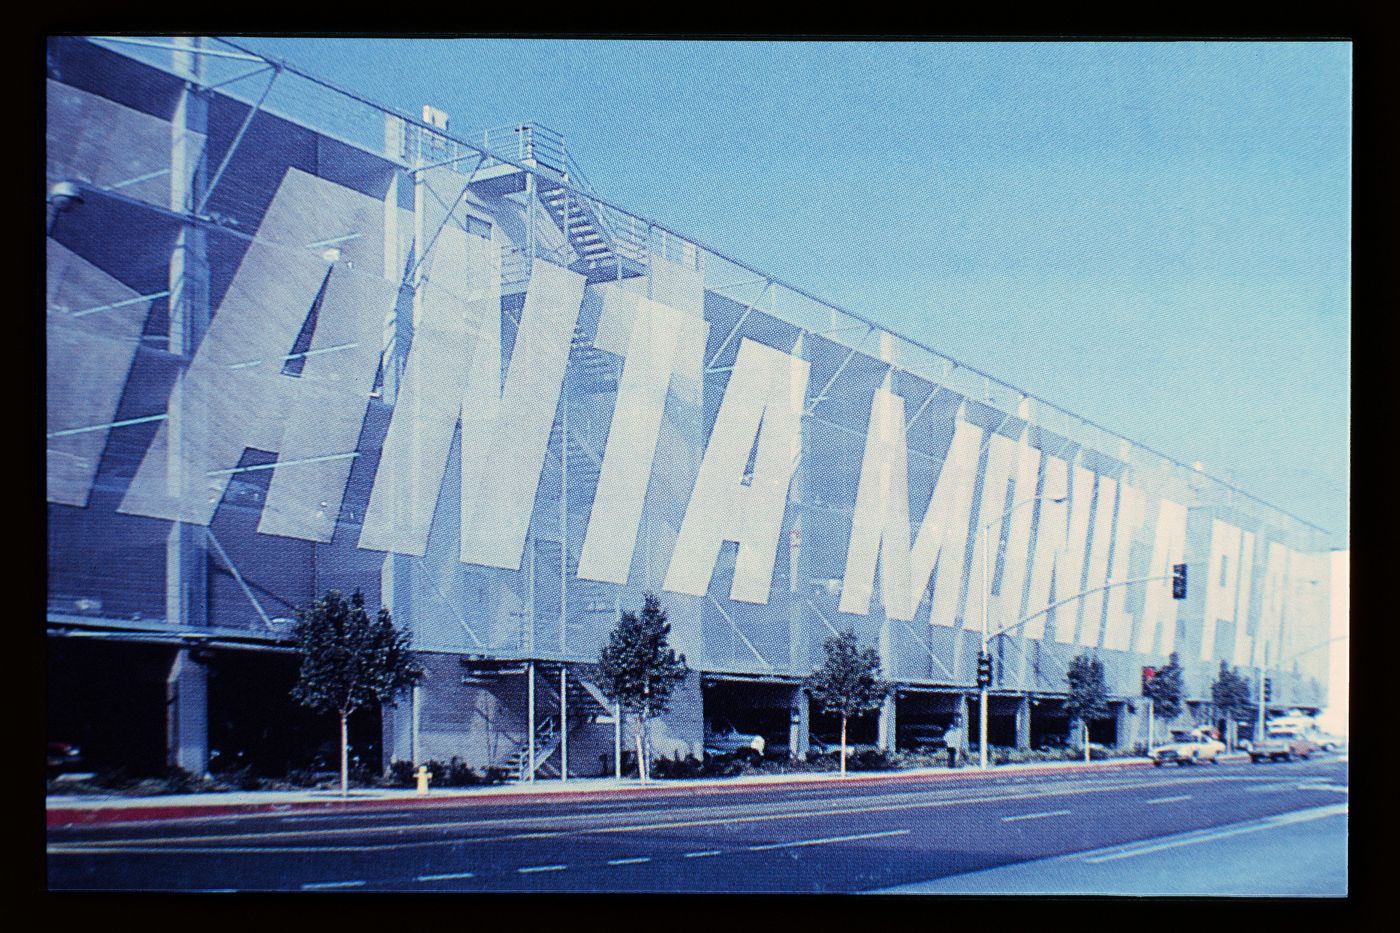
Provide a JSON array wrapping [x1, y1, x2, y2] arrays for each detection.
[[468, 122, 651, 282], [485, 660, 615, 781]]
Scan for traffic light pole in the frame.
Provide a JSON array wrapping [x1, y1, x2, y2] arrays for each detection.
[[979, 570, 1183, 767], [1256, 634, 1347, 742], [979, 495, 1065, 770], [1257, 657, 1266, 745], [981, 533, 990, 771], [988, 572, 1178, 645]]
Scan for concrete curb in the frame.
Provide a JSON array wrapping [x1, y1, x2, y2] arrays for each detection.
[[47, 754, 1251, 828]]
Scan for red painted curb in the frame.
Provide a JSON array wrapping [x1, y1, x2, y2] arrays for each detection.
[[48, 755, 1221, 828]]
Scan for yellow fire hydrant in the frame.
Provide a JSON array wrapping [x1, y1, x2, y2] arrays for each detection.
[[415, 765, 432, 796]]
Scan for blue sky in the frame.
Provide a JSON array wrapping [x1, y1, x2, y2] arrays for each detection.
[[236, 38, 1350, 547]]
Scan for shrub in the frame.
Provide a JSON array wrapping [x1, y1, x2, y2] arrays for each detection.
[[597, 750, 640, 778], [219, 765, 263, 791], [848, 748, 895, 771], [388, 759, 417, 787], [651, 753, 705, 779]]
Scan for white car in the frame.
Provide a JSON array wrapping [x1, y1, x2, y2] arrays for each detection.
[[1150, 728, 1227, 767]]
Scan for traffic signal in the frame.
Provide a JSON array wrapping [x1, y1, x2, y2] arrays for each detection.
[[1141, 666, 1157, 694], [1171, 563, 1187, 600], [1264, 678, 1273, 704], [976, 651, 993, 687]]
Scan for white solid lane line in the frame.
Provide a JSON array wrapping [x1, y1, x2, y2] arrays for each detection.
[[748, 829, 910, 851], [517, 864, 568, 873], [301, 880, 365, 889], [1081, 804, 1347, 863], [416, 871, 476, 881], [607, 857, 651, 865], [1001, 810, 1071, 823], [683, 850, 721, 858], [1145, 795, 1193, 805]]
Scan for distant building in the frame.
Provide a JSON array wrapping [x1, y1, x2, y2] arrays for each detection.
[[46, 36, 1337, 780]]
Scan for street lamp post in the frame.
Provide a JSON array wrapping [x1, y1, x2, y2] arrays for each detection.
[[979, 494, 1066, 770]]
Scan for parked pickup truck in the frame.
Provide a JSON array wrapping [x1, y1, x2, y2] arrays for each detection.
[[1250, 730, 1316, 763]]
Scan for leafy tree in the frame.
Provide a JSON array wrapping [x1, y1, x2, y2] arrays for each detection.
[[291, 589, 423, 796], [1144, 652, 1186, 723], [1211, 660, 1255, 747], [1065, 653, 1110, 762], [596, 593, 691, 783], [804, 630, 889, 777]]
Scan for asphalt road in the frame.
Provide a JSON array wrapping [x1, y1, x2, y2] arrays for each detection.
[[47, 756, 1348, 894]]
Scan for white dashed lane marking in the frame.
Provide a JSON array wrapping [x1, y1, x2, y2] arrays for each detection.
[[1146, 795, 1193, 805], [683, 850, 721, 858], [416, 871, 475, 882], [301, 880, 365, 890], [517, 864, 568, 874], [607, 857, 651, 866], [1001, 809, 1071, 823]]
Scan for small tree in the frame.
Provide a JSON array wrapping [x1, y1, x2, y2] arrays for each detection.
[[1145, 651, 1186, 722], [596, 593, 690, 783], [804, 630, 889, 777], [1211, 660, 1255, 748], [1065, 653, 1110, 763], [291, 589, 423, 797], [1143, 651, 1186, 749]]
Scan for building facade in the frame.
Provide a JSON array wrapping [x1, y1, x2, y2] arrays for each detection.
[[46, 36, 1337, 781]]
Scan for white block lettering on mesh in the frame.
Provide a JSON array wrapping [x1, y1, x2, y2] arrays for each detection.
[[916, 419, 985, 628], [1201, 519, 1244, 662], [1232, 530, 1257, 666], [962, 432, 1018, 634], [576, 286, 709, 584], [662, 338, 809, 604], [838, 379, 915, 620], [1077, 475, 1118, 647], [1024, 459, 1094, 642], [46, 241, 149, 507], [358, 224, 499, 556], [1257, 542, 1297, 668], [1102, 483, 1146, 651], [459, 259, 586, 568], [1136, 498, 1187, 655], [120, 169, 393, 540]]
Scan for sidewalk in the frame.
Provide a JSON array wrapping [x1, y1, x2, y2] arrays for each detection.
[[47, 754, 1247, 828]]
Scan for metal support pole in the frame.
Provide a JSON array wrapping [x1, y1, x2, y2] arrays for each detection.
[[166, 36, 211, 777], [1256, 658, 1266, 742], [527, 661, 536, 782], [526, 172, 536, 268], [560, 665, 568, 782], [1147, 697, 1154, 753], [614, 701, 623, 780], [561, 374, 568, 656], [980, 534, 990, 770]]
